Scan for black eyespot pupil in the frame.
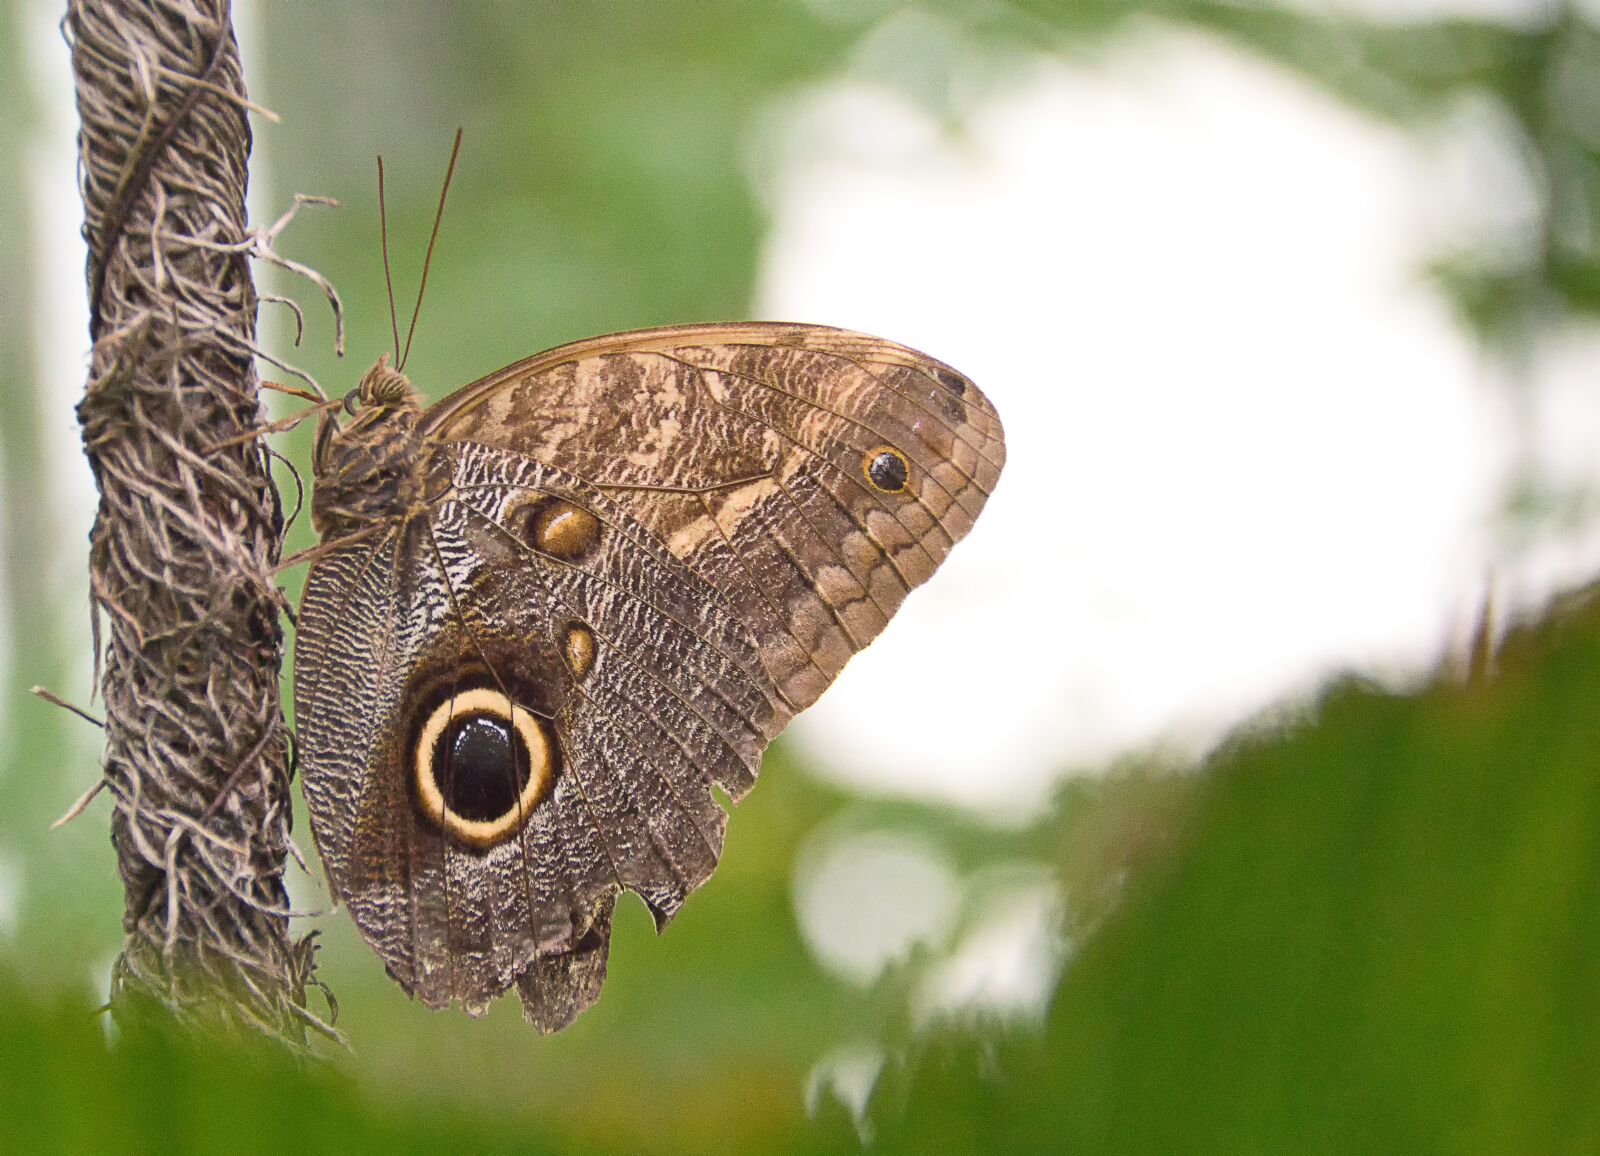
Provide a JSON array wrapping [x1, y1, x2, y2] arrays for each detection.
[[869, 451, 909, 493], [436, 713, 527, 822]]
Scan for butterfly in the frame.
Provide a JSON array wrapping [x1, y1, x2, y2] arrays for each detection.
[[290, 141, 1005, 1031]]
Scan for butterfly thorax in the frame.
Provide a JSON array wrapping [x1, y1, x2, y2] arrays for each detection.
[[311, 355, 434, 539]]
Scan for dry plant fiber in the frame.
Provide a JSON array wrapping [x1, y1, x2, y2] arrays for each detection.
[[68, 0, 319, 1044]]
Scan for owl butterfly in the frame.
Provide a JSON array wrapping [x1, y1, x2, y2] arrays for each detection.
[[292, 145, 1005, 1032]]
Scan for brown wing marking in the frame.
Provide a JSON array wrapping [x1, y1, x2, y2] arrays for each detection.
[[418, 325, 1003, 717], [743, 329, 1006, 471], [667, 348, 977, 536], [427, 465, 762, 934], [435, 509, 640, 986], [449, 476, 798, 747], [659, 351, 936, 599], [455, 498, 756, 812], [684, 347, 987, 555], [768, 471, 876, 651], [443, 491, 743, 902], [795, 342, 1004, 475], [444, 480, 780, 767], [515, 894, 614, 1034], [583, 474, 840, 717], [418, 522, 539, 1012], [448, 496, 731, 878], [649, 352, 964, 674], [296, 529, 427, 989], [677, 353, 972, 553]]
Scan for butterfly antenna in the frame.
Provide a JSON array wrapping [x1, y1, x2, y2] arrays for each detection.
[[398, 127, 463, 372], [377, 155, 402, 362]]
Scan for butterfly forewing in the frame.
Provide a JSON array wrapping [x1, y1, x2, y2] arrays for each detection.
[[425, 323, 1003, 713]]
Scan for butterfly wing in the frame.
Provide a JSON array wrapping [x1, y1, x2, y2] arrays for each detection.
[[425, 323, 1006, 717], [297, 450, 774, 1025], [297, 323, 1004, 1028]]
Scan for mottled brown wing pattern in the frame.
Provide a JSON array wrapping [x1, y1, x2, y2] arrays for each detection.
[[296, 323, 1003, 1029], [425, 324, 1005, 716], [299, 448, 780, 1023]]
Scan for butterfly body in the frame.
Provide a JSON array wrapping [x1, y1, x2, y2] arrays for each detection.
[[294, 323, 1004, 1029], [311, 357, 434, 537]]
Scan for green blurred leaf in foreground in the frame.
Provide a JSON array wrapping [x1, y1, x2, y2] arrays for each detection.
[[874, 591, 1600, 1154], [7, 579, 1600, 1152]]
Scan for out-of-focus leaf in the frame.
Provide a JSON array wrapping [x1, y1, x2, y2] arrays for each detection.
[[0, 972, 598, 1156], [870, 590, 1600, 1153]]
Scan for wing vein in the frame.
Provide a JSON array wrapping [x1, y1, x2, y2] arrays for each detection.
[[448, 479, 786, 733], [661, 355, 933, 589], [456, 498, 757, 815], [666, 352, 973, 550]]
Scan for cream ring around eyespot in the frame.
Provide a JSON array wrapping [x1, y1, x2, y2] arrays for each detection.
[[414, 687, 553, 848]]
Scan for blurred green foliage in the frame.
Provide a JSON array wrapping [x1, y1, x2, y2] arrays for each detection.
[[8, 1, 1600, 1153], [878, 596, 1600, 1153], [6, 583, 1600, 1153]]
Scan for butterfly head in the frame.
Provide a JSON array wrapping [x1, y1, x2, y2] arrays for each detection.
[[347, 353, 424, 415], [310, 354, 430, 538]]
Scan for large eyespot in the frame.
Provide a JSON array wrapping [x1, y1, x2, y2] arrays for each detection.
[[863, 446, 911, 494], [414, 687, 556, 848], [509, 496, 601, 561]]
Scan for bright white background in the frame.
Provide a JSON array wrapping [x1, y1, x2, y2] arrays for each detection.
[[761, 27, 1600, 818]]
